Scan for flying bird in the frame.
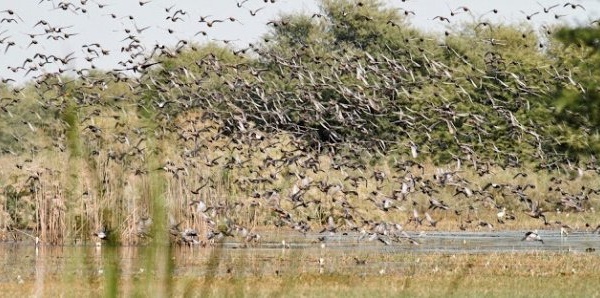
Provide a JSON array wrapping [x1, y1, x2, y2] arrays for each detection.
[[521, 230, 544, 244]]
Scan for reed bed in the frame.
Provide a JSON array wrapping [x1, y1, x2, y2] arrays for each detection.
[[0, 105, 598, 297], [0, 107, 599, 245]]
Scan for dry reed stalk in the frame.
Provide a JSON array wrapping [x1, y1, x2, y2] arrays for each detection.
[[2, 106, 600, 244]]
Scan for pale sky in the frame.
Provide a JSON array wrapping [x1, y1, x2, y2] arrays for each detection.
[[0, 0, 597, 85]]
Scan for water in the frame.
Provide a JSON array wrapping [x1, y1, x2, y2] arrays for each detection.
[[0, 230, 597, 284], [232, 230, 599, 253]]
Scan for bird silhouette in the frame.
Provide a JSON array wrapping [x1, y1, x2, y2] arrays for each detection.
[[521, 230, 543, 244]]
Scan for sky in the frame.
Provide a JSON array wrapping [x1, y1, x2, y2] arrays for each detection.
[[0, 0, 598, 85]]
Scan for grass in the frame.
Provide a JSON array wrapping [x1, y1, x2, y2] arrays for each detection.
[[2, 249, 599, 297], [0, 8, 598, 297], [0, 106, 599, 246], [0, 99, 598, 297]]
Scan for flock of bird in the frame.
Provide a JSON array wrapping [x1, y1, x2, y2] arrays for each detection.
[[0, 1, 597, 81], [0, 0, 599, 249]]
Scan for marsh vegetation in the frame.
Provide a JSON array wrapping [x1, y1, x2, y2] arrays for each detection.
[[1, 243, 599, 297], [0, 0, 600, 296]]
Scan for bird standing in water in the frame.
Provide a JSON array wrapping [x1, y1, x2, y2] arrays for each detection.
[[94, 227, 110, 247]]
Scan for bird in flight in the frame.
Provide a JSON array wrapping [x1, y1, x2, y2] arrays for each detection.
[[521, 230, 543, 244]]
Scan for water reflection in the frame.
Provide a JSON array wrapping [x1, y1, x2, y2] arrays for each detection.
[[0, 230, 597, 291]]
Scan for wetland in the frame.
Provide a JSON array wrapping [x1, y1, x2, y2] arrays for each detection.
[[1, 0, 600, 296]]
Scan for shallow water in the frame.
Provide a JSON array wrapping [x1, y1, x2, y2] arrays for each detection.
[[0, 230, 598, 284], [230, 230, 599, 253]]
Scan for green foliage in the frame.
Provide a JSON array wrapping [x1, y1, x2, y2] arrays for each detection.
[[1, 0, 600, 176], [548, 26, 600, 156]]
